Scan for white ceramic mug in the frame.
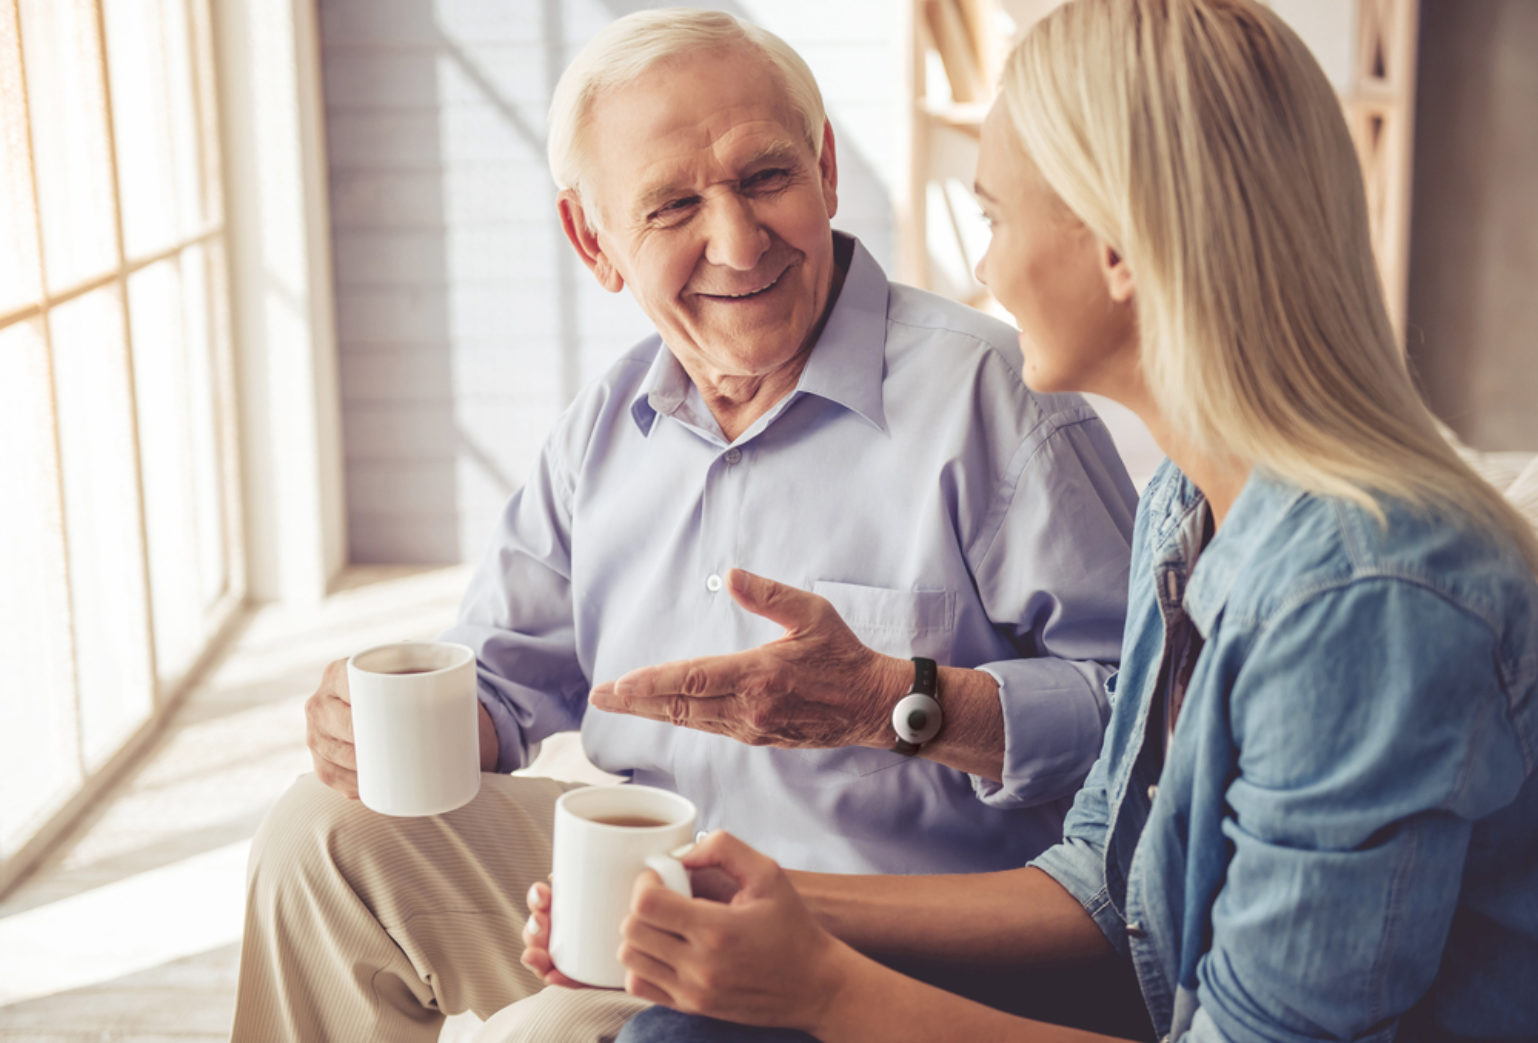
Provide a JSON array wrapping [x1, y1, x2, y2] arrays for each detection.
[[346, 641, 482, 817], [549, 785, 696, 988]]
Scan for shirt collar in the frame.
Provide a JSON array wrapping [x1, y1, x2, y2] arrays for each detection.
[[629, 232, 890, 436]]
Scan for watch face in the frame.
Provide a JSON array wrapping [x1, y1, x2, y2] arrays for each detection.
[[892, 692, 943, 745]]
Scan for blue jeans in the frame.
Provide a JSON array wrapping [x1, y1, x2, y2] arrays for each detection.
[[615, 1007, 816, 1043]]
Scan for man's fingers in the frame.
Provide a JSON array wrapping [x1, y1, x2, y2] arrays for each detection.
[[321, 657, 352, 704], [307, 684, 355, 746], [312, 753, 359, 798], [322, 689, 355, 743], [604, 651, 758, 703], [309, 726, 357, 771], [595, 691, 744, 730]]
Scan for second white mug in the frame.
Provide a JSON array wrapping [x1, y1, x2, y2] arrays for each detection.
[[548, 785, 696, 988]]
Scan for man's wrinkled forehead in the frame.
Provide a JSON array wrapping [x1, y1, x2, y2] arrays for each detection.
[[584, 63, 811, 219]]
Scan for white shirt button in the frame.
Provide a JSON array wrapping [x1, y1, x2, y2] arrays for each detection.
[[705, 573, 723, 592], [1147, 784, 1159, 802], [724, 448, 741, 464]]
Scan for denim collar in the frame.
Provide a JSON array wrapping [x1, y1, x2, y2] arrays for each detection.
[[628, 232, 889, 438], [1152, 465, 1307, 634]]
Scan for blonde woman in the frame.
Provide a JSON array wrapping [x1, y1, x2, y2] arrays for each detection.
[[522, 0, 1538, 1039]]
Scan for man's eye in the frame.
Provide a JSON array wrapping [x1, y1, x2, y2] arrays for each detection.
[[649, 198, 699, 224], [743, 169, 790, 191]]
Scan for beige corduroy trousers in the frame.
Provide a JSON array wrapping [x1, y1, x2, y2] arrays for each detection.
[[230, 773, 650, 1042]]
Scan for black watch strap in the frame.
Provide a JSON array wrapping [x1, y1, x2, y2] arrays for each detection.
[[891, 657, 940, 756]]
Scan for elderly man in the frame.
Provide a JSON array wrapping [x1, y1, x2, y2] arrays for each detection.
[[230, 9, 1136, 1042]]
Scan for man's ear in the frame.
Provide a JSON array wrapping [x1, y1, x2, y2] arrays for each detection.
[[558, 189, 624, 293], [1101, 242, 1134, 304], [817, 120, 838, 220]]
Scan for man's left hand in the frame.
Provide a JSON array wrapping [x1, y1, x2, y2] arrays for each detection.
[[590, 569, 908, 749]]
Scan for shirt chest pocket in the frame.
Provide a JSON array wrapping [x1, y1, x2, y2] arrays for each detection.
[[807, 582, 958, 777], [811, 581, 958, 660]]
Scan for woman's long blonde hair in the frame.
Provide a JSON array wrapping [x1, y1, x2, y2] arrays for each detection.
[[1002, 0, 1538, 572]]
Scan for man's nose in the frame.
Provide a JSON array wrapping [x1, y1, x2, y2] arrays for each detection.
[[701, 194, 770, 271]]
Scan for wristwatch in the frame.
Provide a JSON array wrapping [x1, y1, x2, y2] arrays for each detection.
[[890, 657, 942, 756]]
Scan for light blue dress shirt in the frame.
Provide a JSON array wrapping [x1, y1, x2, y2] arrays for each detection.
[[442, 235, 1138, 874], [1034, 461, 1538, 1042]]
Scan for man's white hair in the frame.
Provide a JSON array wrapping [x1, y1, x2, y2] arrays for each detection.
[[546, 8, 827, 200]]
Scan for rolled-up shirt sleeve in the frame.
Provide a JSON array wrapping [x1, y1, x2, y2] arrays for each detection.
[[438, 433, 591, 774], [969, 411, 1137, 808]]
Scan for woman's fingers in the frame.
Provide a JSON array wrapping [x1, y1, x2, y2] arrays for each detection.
[[617, 937, 680, 990], [680, 830, 776, 887], [628, 867, 707, 934], [624, 970, 676, 1009], [621, 917, 689, 967], [519, 883, 592, 989]]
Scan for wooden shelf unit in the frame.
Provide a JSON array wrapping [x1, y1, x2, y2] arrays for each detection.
[[901, 0, 1420, 339]]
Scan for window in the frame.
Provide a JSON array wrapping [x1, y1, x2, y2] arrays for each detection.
[[0, 0, 242, 876]]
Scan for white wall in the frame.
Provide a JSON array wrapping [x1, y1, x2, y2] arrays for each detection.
[[221, 0, 348, 600], [319, 0, 905, 563]]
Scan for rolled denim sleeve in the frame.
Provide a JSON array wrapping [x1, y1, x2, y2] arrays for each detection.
[[1188, 579, 1528, 1042], [438, 434, 590, 774], [1029, 684, 1129, 955], [969, 412, 1136, 808]]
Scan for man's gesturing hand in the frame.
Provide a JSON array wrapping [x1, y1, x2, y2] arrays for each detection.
[[305, 657, 359, 797], [590, 569, 909, 749]]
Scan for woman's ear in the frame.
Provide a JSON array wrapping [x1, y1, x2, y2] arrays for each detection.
[[1101, 242, 1134, 303], [558, 189, 624, 293]]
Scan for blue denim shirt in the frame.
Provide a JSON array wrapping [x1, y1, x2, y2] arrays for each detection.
[[1033, 460, 1538, 1042]]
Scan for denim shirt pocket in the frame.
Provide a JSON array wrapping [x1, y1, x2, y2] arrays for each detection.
[[811, 580, 958, 776]]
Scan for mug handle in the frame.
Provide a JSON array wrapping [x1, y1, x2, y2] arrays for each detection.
[[643, 845, 693, 897]]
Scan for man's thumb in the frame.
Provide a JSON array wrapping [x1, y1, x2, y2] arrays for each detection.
[[725, 568, 815, 630]]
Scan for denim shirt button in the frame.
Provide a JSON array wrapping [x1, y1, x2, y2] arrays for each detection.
[[1126, 920, 1145, 938], [1147, 783, 1159, 802]]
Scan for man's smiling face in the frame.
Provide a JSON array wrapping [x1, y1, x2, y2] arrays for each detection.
[[561, 44, 839, 386]]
